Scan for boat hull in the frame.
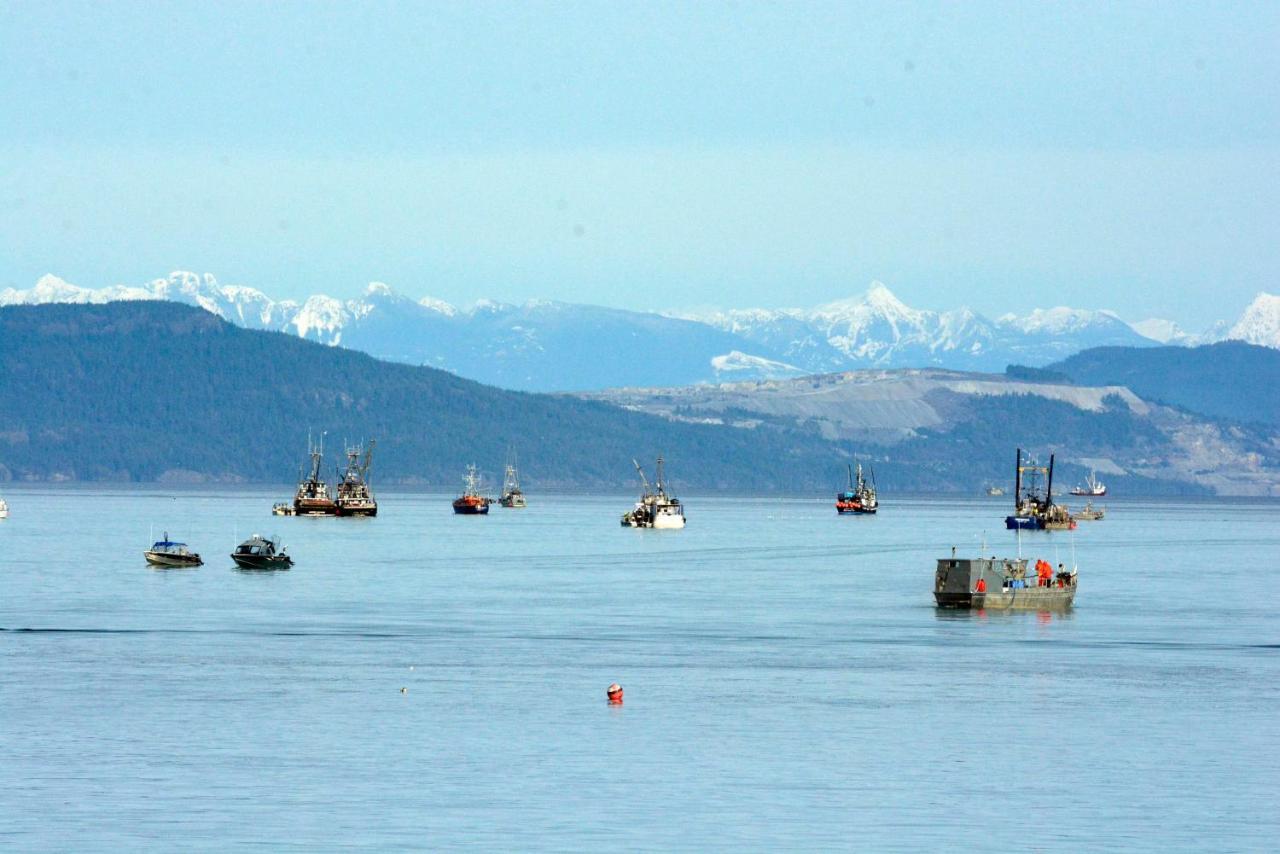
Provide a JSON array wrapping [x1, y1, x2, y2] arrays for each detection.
[[144, 552, 203, 567], [335, 502, 378, 517], [231, 554, 292, 569], [453, 500, 490, 515], [935, 586, 1076, 610], [499, 494, 526, 508], [1005, 515, 1043, 530], [836, 503, 877, 514], [294, 499, 338, 516]]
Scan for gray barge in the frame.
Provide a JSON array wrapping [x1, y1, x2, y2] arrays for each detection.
[[934, 555, 1077, 610]]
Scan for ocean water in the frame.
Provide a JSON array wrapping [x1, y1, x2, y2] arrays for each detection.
[[1, 486, 1277, 851]]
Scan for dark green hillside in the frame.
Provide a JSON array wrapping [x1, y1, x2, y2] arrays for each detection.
[[1049, 341, 1280, 426], [0, 302, 852, 489]]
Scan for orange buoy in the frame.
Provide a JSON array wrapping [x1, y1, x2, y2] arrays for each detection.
[[606, 682, 623, 704]]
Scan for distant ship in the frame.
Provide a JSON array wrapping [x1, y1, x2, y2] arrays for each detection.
[[621, 456, 685, 529], [1005, 448, 1076, 531], [292, 433, 338, 516], [1069, 470, 1108, 497], [231, 534, 293, 569], [144, 532, 203, 567], [0, 497, 8, 519], [499, 453, 526, 508], [335, 440, 378, 516], [984, 485, 1005, 497], [835, 461, 878, 514], [452, 464, 491, 515]]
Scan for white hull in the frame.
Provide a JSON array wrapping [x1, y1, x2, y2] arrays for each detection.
[[652, 513, 686, 529]]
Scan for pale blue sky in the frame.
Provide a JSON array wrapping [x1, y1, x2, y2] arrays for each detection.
[[2, 1, 1277, 325]]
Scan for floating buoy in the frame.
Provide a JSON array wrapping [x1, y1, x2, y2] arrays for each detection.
[[400, 687, 407, 694], [606, 682, 623, 704]]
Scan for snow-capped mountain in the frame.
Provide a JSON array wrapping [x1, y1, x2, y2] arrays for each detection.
[[1227, 293, 1280, 349], [1, 271, 1271, 391], [688, 281, 1151, 373]]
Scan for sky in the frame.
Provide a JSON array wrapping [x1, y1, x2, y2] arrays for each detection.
[[2, 1, 1277, 327]]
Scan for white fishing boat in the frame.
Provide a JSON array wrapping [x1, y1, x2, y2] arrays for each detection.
[[621, 456, 686, 529], [1069, 470, 1107, 497], [499, 453, 526, 508]]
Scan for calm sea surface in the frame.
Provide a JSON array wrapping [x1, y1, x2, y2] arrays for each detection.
[[2, 486, 1277, 851]]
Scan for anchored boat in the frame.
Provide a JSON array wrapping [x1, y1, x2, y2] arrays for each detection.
[[499, 453, 526, 508], [621, 456, 685, 529], [144, 532, 203, 567], [335, 440, 377, 516], [1005, 448, 1076, 531], [231, 534, 293, 569], [452, 464, 491, 515], [0, 497, 8, 519], [934, 551, 1077, 610], [1070, 470, 1108, 497], [1075, 501, 1105, 521], [292, 433, 338, 516], [835, 461, 878, 514]]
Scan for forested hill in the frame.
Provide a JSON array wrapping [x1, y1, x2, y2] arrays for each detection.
[[0, 301, 849, 489], [1049, 341, 1280, 426]]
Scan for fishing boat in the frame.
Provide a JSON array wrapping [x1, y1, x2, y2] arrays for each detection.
[[984, 485, 1005, 497], [934, 549, 1077, 610], [291, 433, 338, 516], [835, 461, 878, 514], [1075, 501, 1105, 521], [144, 532, 203, 567], [452, 464, 491, 515], [230, 534, 293, 569], [0, 498, 8, 519], [271, 502, 296, 516], [1004, 448, 1076, 531], [499, 453, 526, 508], [1070, 470, 1108, 497], [335, 440, 377, 516], [621, 456, 685, 529]]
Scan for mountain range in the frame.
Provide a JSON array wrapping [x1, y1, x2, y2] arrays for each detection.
[[2, 272, 1276, 392], [2, 301, 1275, 495]]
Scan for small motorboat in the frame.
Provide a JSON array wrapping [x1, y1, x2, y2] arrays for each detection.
[[0, 498, 8, 519], [230, 534, 293, 569], [144, 533, 202, 567], [1075, 501, 1106, 521], [271, 502, 296, 516]]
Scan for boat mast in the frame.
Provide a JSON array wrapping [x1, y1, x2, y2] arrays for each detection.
[[632, 458, 652, 496], [360, 440, 375, 485], [1046, 454, 1055, 504], [1014, 447, 1023, 510]]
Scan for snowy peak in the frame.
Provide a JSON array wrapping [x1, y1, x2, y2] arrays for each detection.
[[417, 296, 458, 316], [1228, 292, 1280, 348], [1000, 306, 1124, 335]]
